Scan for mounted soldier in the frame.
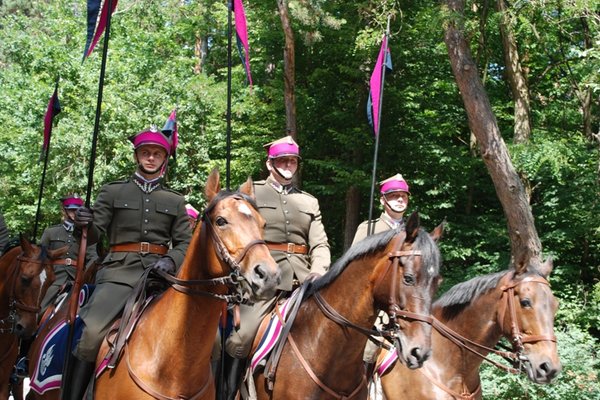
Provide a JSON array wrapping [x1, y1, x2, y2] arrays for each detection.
[[221, 135, 331, 400], [353, 173, 411, 244], [63, 125, 192, 400], [352, 173, 411, 377], [39, 194, 99, 314]]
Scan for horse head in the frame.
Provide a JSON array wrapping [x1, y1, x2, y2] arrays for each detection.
[[10, 235, 66, 338], [500, 257, 561, 383], [202, 168, 281, 302], [373, 212, 443, 369]]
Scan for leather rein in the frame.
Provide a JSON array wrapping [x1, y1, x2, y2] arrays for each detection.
[[279, 230, 430, 399], [0, 253, 44, 334], [417, 274, 557, 399]]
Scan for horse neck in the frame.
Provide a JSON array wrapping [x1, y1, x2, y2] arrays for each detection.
[[430, 286, 505, 385], [143, 223, 225, 360], [300, 255, 380, 364], [0, 247, 20, 308]]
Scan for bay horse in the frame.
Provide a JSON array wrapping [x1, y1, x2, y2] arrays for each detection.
[[24, 168, 280, 400], [251, 213, 443, 400], [0, 236, 65, 399], [380, 258, 561, 399]]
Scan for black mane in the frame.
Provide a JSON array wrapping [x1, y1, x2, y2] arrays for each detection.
[[305, 227, 441, 298]]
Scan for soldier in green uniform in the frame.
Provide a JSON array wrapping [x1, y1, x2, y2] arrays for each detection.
[[352, 173, 410, 244], [222, 136, 331, 400], [39, 194, 98, 314], [64, 126, 192, 400], [351, 173, 411, 376], [185, 203, 199, 230]]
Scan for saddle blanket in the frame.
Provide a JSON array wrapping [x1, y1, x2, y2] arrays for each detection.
[[249, 288, 301, 373], [376, 347, 398, 377], [29, 285, 94, 394]]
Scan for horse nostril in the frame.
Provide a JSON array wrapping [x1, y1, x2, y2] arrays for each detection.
[[539, 361, 558, 379], [254, 264, 266, 280]]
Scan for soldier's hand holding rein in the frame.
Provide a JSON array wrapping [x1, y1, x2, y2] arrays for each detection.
[[151, 257, 176, 275], [74, 207, 94, 227]]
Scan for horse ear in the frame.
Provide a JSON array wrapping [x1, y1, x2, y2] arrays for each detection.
[[405, 211, 420, 241], [205, 168, 221, 202], [239, 177, 255, 199], [20, 233, 33, 255], [536, 257, 553, 278], [429, 218, 446, 242]]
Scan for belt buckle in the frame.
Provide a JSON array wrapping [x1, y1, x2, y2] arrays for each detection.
[[287, 243, 294, 253], [140, 242, 150, 255], [65, 258, 73, 266]]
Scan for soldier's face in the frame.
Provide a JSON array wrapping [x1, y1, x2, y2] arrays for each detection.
[[268, 156, 298, 183], [381, 191, 409, 215], [135, 145, 168, 177]]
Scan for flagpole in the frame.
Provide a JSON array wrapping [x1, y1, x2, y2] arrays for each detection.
[[33, 78, 61, 242], [225, 0, 233, 191], [367, 16, 391, 236], [61, 1, 114, 397]]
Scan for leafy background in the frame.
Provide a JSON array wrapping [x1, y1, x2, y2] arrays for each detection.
[[0, 0, 598, 398]]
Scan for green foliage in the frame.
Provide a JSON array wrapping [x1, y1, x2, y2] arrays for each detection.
[[0, 2, 598, 397]]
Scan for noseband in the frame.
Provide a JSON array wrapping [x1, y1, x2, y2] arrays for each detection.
[[154, 194, 267, 304], [0, 254, 44, 334]]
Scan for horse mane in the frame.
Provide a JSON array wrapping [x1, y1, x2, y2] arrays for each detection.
[[203, 190, 259, 217], [435, 271, 507, 315], [305, 227, 441, 298]]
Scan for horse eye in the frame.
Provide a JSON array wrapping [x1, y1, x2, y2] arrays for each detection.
[[403, 274, 415, 286], [21, 276, 33, 287], [520, 298, 532, 308], [215, 216, 228, 226]]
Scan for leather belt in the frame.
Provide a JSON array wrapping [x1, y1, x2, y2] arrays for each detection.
[[52, 258, 78, 267], [266, 242, 309, 255], [110, 242, 168, 255]]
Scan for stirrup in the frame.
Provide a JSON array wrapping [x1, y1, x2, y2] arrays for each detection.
[[15, 356, 29, 378]]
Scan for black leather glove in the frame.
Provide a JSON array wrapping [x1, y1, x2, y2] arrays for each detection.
[[74, 207, 94, 227], [151, 257, 176, 275]]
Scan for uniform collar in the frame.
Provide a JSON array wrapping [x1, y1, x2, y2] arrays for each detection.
[[133, 173, 161, 194], [267, 176, 295, 194], [63, 221, 74, 232], [381, 212, 405, 230]]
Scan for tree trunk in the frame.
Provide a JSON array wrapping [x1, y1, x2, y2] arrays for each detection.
[[344, 185, 361, 250], [277, 0, 297, 137], [193, 34, 208, 74], [580, 16, 595, 143], [497, 0, 531, 144], [443, 0, 542, 268]]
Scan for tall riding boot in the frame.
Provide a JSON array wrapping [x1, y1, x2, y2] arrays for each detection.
[[223, 355, 247, 400], [60, 353, 95, 400]]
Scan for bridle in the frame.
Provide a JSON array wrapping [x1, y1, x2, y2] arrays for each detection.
[[0, 253, 44, 334], [417, 273, 557, 399], [266, 230, 431, 399], [154, 194, 268, 304], [314, 231, 431, 341]]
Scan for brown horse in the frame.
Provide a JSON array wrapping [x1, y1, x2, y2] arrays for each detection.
[[0, 236, 65, 399], [89, 169, 279, 399], [380, 259, 561, 399], [251, 213, 443, 400]]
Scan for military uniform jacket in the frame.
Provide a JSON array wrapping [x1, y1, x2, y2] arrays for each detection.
[[352, 212, 405, 245], [40, 223, 93, 281], [254, 177, 330, 291], [0, 213, 8, 256], [87, 175, 191, 287]]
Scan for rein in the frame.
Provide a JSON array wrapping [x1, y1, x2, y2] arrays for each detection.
[[415, 274, 556, 399], [0, 253, 44, 334], [268, 231, 428, 399]]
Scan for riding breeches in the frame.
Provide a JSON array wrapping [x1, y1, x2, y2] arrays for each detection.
[[74, 282, 132, 362], [225, 296, 278, 359]]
